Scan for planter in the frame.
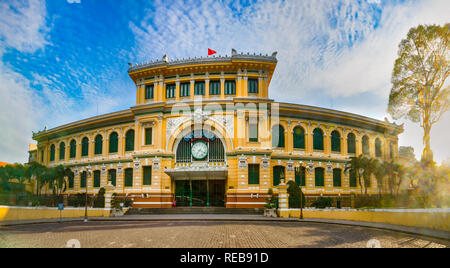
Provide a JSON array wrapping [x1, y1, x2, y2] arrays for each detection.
[[264, 208, 278, 218], [110, 208, 124, 217]]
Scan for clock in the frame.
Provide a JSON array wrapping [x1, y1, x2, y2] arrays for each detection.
[[191, 141, 208, 160]]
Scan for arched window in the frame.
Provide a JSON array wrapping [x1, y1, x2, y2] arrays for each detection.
[[109, 132, 118, 153], [273, 166, 285, 186], [209, 138, 225, 162], [59, 142, 65, 160], [315, 167, 325, 187], [70, 139, 76, 158], [68, 171, 74, 189], [349, 169, 357, 187], [94, 135, 103, 155], [293, 126, 305, 149], [93, 170, 101, 188], [125, 130, 135, 151], [176, 139, 192, 163], [331, 130, 341, 152], [272, 125, 285, 148], [375, 138, 382, 157], [333, 168, 342, 187], [108, 169, 116, 186], [313, 128, 324, 150], [347, 133, 356, 154], [295, 166, 306, 186], [81, 137, 89, 156], [362, 135, 370, 155], [124, 168, 133, 187], [50, 144, 55, 162], [80, 171, 87, 188]]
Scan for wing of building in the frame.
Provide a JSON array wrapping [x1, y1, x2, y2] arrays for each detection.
[[32, 50, 403, 208]]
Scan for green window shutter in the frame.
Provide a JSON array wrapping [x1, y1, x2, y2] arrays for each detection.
[[108, 169, 116, 186], [375, 139, 382, 157], [315, 168, 324, 187], [94, 170, 101, 188], [225, 81, 236, 95], [145, 85, 154, 99], [347, 133, 356, 154], [293, 127, 305, 149], [333, 169, 341, 187], [81, 138, 89, 156], [95, 136, 102, 155], [313, 128, 324, 150], [166, 84, 176, 98], [350, 169, 357, 187], [143, 166, 152, 185], [180, 83, 190, 97], [59, 143, 65, 160], [248, 79, 258, 93], [295, 167, 306, 186], [125, 130, 135, 151], [209, 81, 220, 95], [125, 168, 133, 187], [249, 123, 258, 142], [109, 132, 118, 153], [145, 128, 152, 145], [362, 136, 370, 155], [50, 145, 55, 161], [248, 164, 260, 185], [331, 131, 341, 152], [70, 140, 76, 158], [194, 81, 205, 95], [273, 166, 284, 186], [68, 172, 74, 189], [80, 172, 86, 188], [272, 125, 285, 148]]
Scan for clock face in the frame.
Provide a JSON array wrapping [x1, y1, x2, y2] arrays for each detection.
[[191, 141, 208, 160]]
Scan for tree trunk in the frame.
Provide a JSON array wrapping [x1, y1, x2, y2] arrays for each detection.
[[422, 113, 433, 166]]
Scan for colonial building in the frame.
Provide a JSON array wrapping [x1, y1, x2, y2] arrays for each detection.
[[31, 50, 403, 208]]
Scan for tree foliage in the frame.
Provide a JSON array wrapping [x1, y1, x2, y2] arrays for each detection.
[[388, 23, 449, 164]]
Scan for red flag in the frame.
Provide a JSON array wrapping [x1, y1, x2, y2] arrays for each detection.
[[208, 48, 217, 56]]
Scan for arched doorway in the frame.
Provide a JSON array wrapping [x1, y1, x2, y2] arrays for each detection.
[[168, 130, 227, 207]]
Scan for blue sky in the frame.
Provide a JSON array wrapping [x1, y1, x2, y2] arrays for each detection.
[[0, 0, 448, 164]]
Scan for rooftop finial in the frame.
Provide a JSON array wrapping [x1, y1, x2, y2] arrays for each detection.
[[128, 62, 132, 67], [272, 51, 278, 58], [162, 54, 168, 62], [231, 48, 237, 56]]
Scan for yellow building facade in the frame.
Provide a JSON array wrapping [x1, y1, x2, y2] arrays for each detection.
[[32, 51, 403, 208]]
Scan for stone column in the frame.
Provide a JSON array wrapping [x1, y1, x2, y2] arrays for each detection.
[[277, 179, 289, 218], [103, 183, 115, 217]]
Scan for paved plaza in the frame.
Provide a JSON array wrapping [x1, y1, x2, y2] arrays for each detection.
[[0, 220, 448, 248]]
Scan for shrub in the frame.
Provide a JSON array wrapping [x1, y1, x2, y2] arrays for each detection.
[[311, 197, 332, 208], [264, 188, 278, 209], [93, 188, 105, 208]]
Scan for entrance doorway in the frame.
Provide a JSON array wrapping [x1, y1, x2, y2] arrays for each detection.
[[175, 180, 225, 207]]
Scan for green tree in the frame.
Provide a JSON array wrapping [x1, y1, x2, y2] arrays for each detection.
[[388, 24, 449, 166], [373, 160, 386, 197], [287, 181, 305, 208], [361, 157, 377, 195], [345, 155, 366, 194]]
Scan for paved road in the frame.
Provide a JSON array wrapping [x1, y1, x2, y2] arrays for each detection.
[[0, 221, 448, 248]]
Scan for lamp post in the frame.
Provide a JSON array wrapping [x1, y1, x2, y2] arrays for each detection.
[[299, 186, 304, 219]]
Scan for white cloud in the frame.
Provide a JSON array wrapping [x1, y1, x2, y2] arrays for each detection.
[[130, 0, 450, 164], [67, 0, 81, 4], [0, 0, 49, 53], [0, 0, 50, 163]]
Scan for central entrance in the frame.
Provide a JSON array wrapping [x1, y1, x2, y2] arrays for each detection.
[[175, 180, 226, 207]]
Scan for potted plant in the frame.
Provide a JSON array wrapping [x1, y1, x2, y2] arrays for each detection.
[[264, 188, 278, 217]]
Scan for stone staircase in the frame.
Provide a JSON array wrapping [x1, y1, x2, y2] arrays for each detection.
[[125, 207, 264, 215]]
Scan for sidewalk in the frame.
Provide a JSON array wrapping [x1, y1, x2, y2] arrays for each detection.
[[1, 214, 449, 240]]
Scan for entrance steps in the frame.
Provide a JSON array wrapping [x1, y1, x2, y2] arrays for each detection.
[[125, 207, 264, 215]]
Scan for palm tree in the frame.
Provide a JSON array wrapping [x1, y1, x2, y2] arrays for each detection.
[[345, 155, 365, 194], [28, 162, 47, 196], [361, 157, 377, 195], [373, 160, 386, 197]]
